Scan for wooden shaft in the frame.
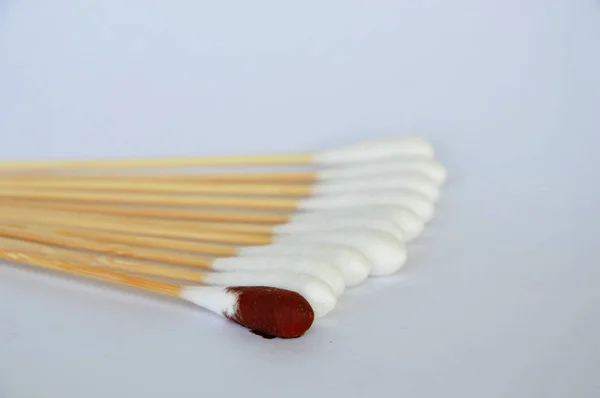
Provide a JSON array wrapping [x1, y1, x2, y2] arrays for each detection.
[[0, 202, 275, 235], [50, 227, 239, 256], [0, 247, 182, 297], [0, 236, 207, 283], [0, 224, 214, 269], [0, 203, 276, 235], [0, 205, 274, 245], [0, 199, 291, 224], [0, 171, 317, 183], [0, 179, 314, 196], [0, 187, 300, 210], [0, 153, 314, 171]]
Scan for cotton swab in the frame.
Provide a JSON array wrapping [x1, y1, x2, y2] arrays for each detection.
[[0, 205, 408, 275], [0, 236, 337, 318], [0, 225, 346, 296], [0, 186, 436, 221], [0, 172, 441, 201], [0, 158, 447, 185], [0, 137, 434, 171], [0, 248, 315, 338], [0, 135, 447, 339], [0, 157, 447, 182], [0, 200, 424, 241], [0, 217, 384, 286], [27, 225, 372, 286], [0, 199, 410, 242]]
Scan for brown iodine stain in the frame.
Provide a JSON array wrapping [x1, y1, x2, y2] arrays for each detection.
[[249, 329, 277, 339], [225, 286, 314, 339]]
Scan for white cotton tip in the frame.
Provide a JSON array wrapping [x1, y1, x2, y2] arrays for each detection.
[[297, 190, 435, 221], [179, 286, 238, 317], [202, 270, 337, 318], [274, 215, 406, 242], [236, 242, 370, 287], [293, 206, 424, 241], [392, 208, 425, 241], [211, 256, 345, 297], [275, 229, 407, 276], [318, 159, 447, 185], [312, 174, 440, 201], [315, 137, 434, 164]]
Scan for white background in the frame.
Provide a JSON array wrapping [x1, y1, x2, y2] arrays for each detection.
[[0, 1, 599, 397]]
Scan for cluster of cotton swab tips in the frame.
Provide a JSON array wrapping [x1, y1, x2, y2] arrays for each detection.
[[0, 136, 446, 338]]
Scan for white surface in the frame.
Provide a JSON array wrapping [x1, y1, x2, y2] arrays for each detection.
[[0, 1, 599, 397]]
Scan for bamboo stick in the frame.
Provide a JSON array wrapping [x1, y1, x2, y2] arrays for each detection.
[[0, 204, 274, 245], [0, 199, 291, 224], [0, 179, 312, 196], [0, 171, 317, 183], [0, 225, 214, 269], [0, 236, 206, 282], [0, 246, 181, 296], [0, 187, 299, 209]]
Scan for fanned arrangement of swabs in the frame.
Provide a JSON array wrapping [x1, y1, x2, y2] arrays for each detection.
[[0, 136, 446, 338]]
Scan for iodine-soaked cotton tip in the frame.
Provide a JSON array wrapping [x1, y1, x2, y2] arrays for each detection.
[[211, 256, 345, 296], [277, 229, 408, 276], [227, 287, 314, 339], [318, 159, 447, 185], [202, 270, 337, 318], [237, 242, 370, 287], [315, 137, 434, 164], [180, 286, 313, 338], [297, 190, 435, 222], [312, 174, 440, 202]]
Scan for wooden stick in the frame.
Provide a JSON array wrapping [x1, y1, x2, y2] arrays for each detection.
[[0, 199, 291, 224], [29, 226, 239, 256], [0, 203, 276, 235], [16, 224, 241, 255], [0, 187, 300, 209], [0, 245, 182, 296], [0, 204, 274, 245], [0, 179, 313, 196], [0, 236, 208, 283], [0, 225, 216, 269], [0, 202, 273, 234], [0, 171, 317, 183], [3, 223, 241, 256], [0, 153, 314, 171]]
